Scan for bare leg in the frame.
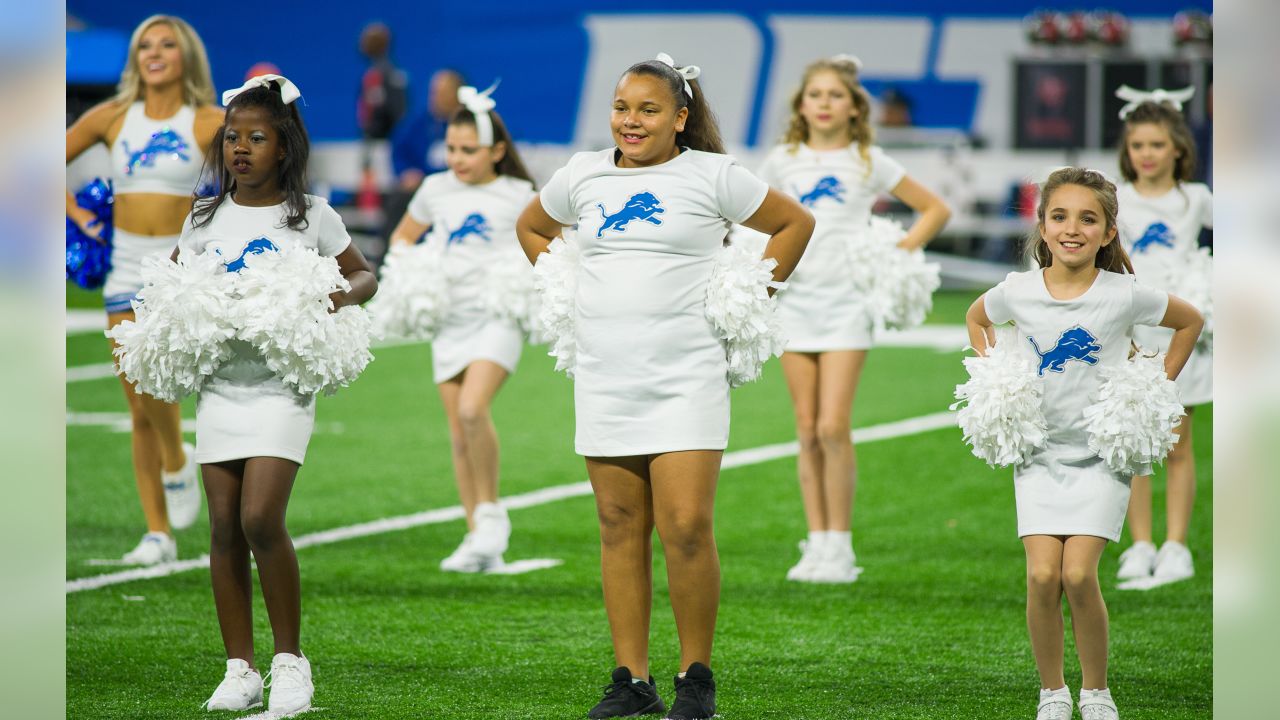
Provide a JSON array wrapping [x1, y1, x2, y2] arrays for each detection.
[[780, 352, 825, 531], [1061, 536, 1110, 690], [1163, 410, 1196, 544], [109, 313, 171, 535], [455, 361, 510, 505], [1124, 474, 1153, 544], [202, 460, 254, 667], [815, 351, 867, 532], [1023, 535, 1067, 690], [651, 450, 722, 671], [240, 457, 302, 657], [588, 455, 655, 680], [437, 377, 477, 529]]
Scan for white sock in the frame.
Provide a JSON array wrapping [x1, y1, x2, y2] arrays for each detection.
[[807, 530, 824, 547], [827, 530, 852, 549]]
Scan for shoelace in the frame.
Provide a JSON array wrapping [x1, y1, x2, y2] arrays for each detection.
[[1037, 696, 1071, 720], [674, 675, 714, 709], [201, 668, 258, 709], [1080, 703, 1118, 720], [266, 661, 306, 691], [600, 678, 643, 698]]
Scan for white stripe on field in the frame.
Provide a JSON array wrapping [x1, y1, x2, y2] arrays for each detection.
[[65, 412, 346, 436], [66, 411, 958, 594]]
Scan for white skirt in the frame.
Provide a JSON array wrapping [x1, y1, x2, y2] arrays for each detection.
[[774, 232, 872, 352], [104, 229, 179, 313], [431, 304, 523, 384], [1134, 325, 1212, 406], [1014, 453, 1134, 542], [195, 341, 315, 465]]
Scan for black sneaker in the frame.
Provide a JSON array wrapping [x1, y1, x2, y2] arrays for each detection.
[[588, 666, 666, 718], [665, 663, 716, 720]]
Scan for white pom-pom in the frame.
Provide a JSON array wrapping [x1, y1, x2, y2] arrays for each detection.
[[1082, 352, 1185, 476], [232, 244, 373, 396], [481, 254, 536, 332], [951, 338, 1049, 467], [705, 243, 787, 387], [845, 217, 941, 332], [1169, 246, 1213, 352], [531, 235, 581, 376], [367, 243, 451, 341], [107, 252, 237, 403]]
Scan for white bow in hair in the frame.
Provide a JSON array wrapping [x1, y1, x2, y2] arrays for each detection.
[[1115, 85, 1195, 119], [655, 53, 701, 98], [222, 74, 302, 107], [829, 53, 863, 72], [457, 80, 501, 146]]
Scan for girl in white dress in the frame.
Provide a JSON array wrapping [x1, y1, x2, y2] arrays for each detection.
[[177, 77, 378, 715], [516, 55, 813, 720], [758, 56, 950, 583], [388, 86, 537, 572], [1112, 94, 1212, 584], [965, 168, 1202, 720]]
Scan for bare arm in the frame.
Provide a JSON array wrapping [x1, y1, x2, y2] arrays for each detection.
[[331, 242, 378, 310], [65, 102, 118, 237], [389, 213, 431, 248], [515, 196, 566, 265], [193, 105, 226, 157], [1158, 294, 1204, 380], [739, 188, 815, 290], [965, 294, 998, 356], [889, 175, 951, 251]]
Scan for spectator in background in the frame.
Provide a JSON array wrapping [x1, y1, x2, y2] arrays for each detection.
[[384, 69, 465, 243], [878, 86, 914, 128], [356, 22, 408, 145]]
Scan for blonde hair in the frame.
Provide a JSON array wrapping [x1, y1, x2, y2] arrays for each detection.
[[1024, 167, 1134, 275], [781, 57, 874, 173], [112, 15, 216, 110]]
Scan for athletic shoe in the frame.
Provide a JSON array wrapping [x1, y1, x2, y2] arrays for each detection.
[[122, 531, 177, 565], [1035, 687, 1072, 720], [809, 541, 862, 584], [785, 539, 823, 582], [164, 442, 202, 530], [1116, 541, 1157, 580], [204, 659, 263, 711], [1152, 541, 1194, 583], [1079, 688, 1119, 720], [439, 532, 502, 573], [665, 662, 715, 720], [588, 666, 665, 718], [470, 502, 511, 557], [266, 653, 313, 715]]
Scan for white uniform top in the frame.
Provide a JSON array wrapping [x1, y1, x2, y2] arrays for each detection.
[[110, 102, 203, 196], [177, 195, 353, 465], [984, 269, 1169, 463], [1116, 182, 1212, 285], [540, 147, 769, 456], [406, 171, 536, 382], [756, 143, 906, 351]]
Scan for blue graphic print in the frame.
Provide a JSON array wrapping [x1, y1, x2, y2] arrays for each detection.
[[447, 213, 492, 245], [596, 192, 665, 237], [123, 128, 190, 175], [1131, 222, 1175, 253], [220, 237, 279, 273], [1028, 325, 1102, 376], [797, 176, 846, 207]]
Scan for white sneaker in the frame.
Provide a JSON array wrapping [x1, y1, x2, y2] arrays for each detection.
[[266, 653, 313, 715], [1079, 688, 1119, 720], [470, 502, 511, 558], [1036, 687, 1073, 720], [809, 541, 862, 584], [122, 531, 177, 565], [164, 442, 202, 530], [439, 532, 502, 573], [1152, 541, 1194, 583], [785, 539, 823, 582], [1116, 541, 1157, 580], [204, 659, 262, 711]]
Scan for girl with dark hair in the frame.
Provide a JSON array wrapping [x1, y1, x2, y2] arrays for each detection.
[[516, 54, 814, 720], [387, 83, 537, 572], [966, 167, 1202, 720], [1111, 90, 1213, 585], [176, 75, 377, 714]]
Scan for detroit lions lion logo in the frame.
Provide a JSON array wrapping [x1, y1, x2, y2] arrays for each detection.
[[1131, 222, 1175, 253], [797, 176, 846, 207], [122, 128, 190, 175], [1027, 325, 1102, 376], [447, 213, 492, 245], [596, 192, 665, 237], [219, 237, 279, 273]]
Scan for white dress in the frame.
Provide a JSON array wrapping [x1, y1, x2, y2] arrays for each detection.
[[407, 172, 536, 383], [756, 144, 905, 351], [983, 269, 1169, 541], [1116, 182, 1212, 405], [540, 148, 769, 456], [176, 195, 353, 465]]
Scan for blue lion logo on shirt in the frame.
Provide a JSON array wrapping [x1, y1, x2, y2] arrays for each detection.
[[1027, 325, 1102, 376], [122, 128, 190, 176], [220, 237, 279, 273], [1131, 222, 1175, 253], [797, 176, 846, 207], [447, 213, 492, 245], [596, 192, 665, 237]]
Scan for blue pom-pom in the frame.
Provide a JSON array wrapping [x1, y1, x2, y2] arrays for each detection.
[[66, 178, 114, 289]]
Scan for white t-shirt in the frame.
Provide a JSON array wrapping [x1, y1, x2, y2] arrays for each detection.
[[1116, 182, 1212, 287], [984, 268, 1169, 462], [407, 171, 536, 276], [177, 194, 351, 262]]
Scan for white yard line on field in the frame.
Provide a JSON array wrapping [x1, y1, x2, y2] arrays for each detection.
[[65, 410, 958, 594]]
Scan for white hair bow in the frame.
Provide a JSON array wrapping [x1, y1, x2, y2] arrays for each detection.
[[1115, 85, 1195, 120], [655, 53, 701, 98], [457, 80, 500, 146], [222, 74, 302, 107], [829, 53, 864, 72]]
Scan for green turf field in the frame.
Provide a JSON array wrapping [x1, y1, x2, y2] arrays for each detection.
[[66, 289, 1212, 718]]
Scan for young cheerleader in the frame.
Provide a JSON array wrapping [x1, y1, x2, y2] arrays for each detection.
[[65, 15, 224, 563], [757, 56, 950, 583], [176, 75, 377, 713], [516, 54, 813, 720], [1112, 90, 1213, 584], [965, 168, 1202, 720], [387, 83, 536, 572]]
